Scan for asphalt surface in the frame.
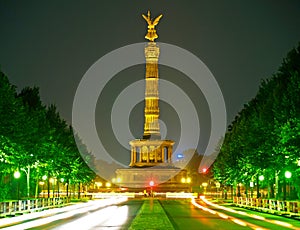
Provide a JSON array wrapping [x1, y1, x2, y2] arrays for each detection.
[[30, 200, 143, 230], [1, 198, 300, 229], [160, 199, 252, 230]]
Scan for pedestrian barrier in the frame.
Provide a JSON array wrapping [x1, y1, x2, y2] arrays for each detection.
[[234, 197, 300, 217], [0, 197, 69, 217]]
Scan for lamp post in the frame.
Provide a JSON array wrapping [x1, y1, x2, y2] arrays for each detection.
[[250, 181, 254, 198], [187, 177, 191, 192], [149, 180, 154, 197], [258, 175, 264, 198], [216, 182, 220, 199], [59, 178, 64, 197], [202, 182, 208, 196], [39, 181, 45, 198], [49, 178, 55, 198], [105, 182, 111, 191], [95, 181, 102, 192], [14, 171, 21, 200], [284, 171, 292, 200], [42, 175, 47, 198]]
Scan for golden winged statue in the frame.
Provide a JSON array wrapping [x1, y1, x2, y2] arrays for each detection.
[[142, 11, 163, 42]]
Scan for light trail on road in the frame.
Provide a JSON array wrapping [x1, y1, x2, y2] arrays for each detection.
[[191, 198, 268, 230], [198, 196, 300, 230], [0, 197, 128, 230], [51, 205, 129, 229]]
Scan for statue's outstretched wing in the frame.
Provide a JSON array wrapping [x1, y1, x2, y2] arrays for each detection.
[[142, 14, 151, 24], [153, 14, 163, 26]]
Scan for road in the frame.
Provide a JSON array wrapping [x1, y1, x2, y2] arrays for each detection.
[[1, 197, 299, 229], [32, 200, 143, 230], [161, 198, 300, 230]]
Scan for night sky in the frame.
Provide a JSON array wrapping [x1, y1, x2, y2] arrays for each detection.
[[1, 1, 300, 166]]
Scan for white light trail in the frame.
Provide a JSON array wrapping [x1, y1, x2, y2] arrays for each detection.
[[191, 198, 268, 230], [199, 196, 299, 230], [0, 197, 128, 230]]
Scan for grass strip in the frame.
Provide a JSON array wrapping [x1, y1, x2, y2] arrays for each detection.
[[129, 199, 174, 230]]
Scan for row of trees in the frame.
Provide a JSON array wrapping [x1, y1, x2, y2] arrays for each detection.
[[213, 43, 300, 200], [0, 71, 95, 201]]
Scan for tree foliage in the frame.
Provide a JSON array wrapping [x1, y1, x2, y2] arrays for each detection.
[[213, 43, 300, 199], [0, 71, 95, 200]]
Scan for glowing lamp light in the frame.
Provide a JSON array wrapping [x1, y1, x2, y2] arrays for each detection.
[[181, 178, 186, 183], [106, 182, 111, 188], [95, 182, 102, 187], [186, 177, 191, 183], [149, 180, 154, 187], [14, 171, 21, 179], [202, 168, 207, 173], [42, 175, 47, 181], [258, 175, 264, 181], [285, 171, 292, 179], [177, 154, 184, 159]]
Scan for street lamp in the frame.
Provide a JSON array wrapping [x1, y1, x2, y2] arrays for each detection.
[[257, 175, 264, 198], [39, 181, 45, 198], [49, 178, 55, 197], [41, 175, 47, 198], [250, 181, 254, 198], [284, 171, 292, 200], [285, 171, 292, 179], [14, 171, 21, 179], [149, 180, 154, 196], [202, 182, 208, 195], [216, 182, 220, 199], [95, 182, 102, 192], [14, 171, 21, 200]]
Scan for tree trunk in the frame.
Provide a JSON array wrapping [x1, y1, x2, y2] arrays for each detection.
[[256, 176, 260, 198], [66, 181, 69, 197], [237, 184, 241, 197], [57, 181, 60, 197], [77, 182, 81, 199], [275, 171, 279, 199], [35, 174, 39, 198], [47, 175, 50, 198]]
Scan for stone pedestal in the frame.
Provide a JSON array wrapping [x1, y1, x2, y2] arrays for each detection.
[[115, 167, 189, 192], [129, 139, 174, 167]]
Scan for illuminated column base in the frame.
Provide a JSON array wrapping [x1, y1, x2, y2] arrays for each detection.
[[129, 139, 174, 167]]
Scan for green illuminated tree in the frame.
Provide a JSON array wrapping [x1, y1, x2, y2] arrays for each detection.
[[0, 71, 96, 200], [213, 43, 300, 200]]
